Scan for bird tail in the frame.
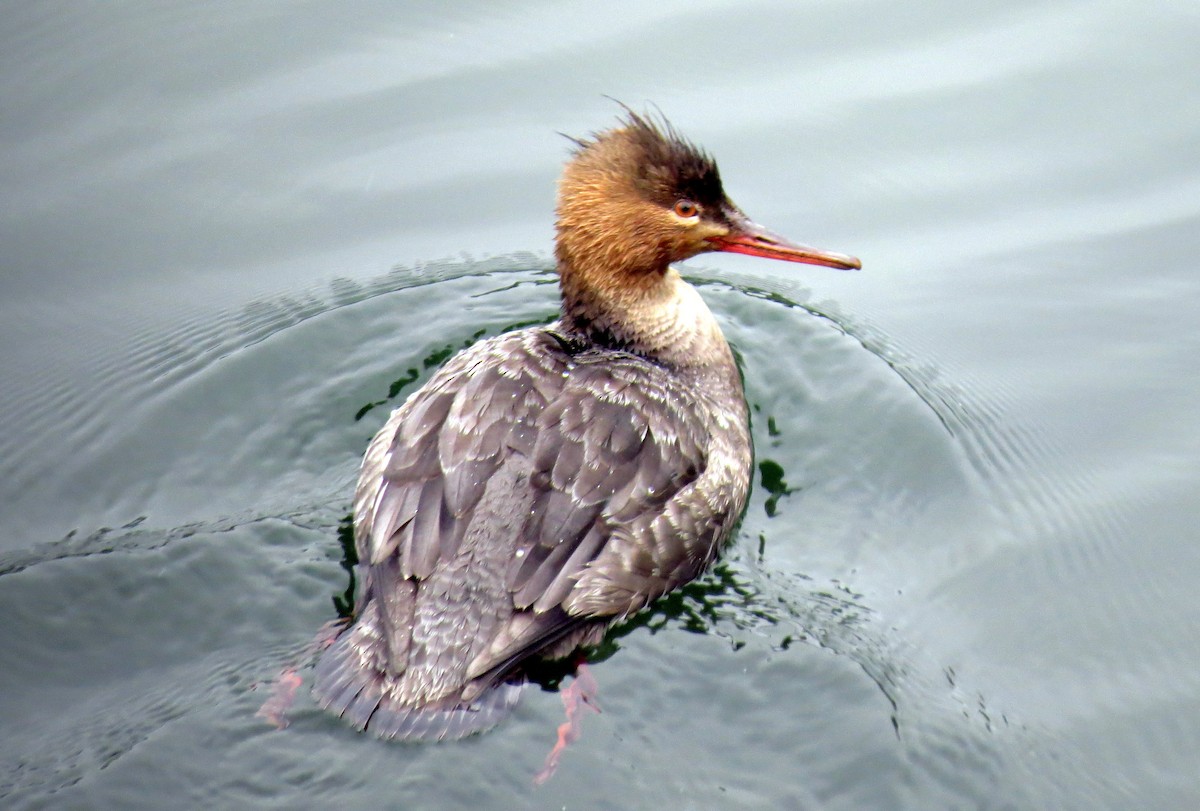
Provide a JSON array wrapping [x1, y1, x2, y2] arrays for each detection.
[[312, 617, 523, 742]]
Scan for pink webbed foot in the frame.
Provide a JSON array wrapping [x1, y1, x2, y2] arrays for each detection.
[[255, 669, 303, 729], [255, 618, 347, 729], [534, 663, 601, 785]]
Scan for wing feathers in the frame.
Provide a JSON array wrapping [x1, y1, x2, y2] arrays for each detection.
[[348, 327, 745, 705]]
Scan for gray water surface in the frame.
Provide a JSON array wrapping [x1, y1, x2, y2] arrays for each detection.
[[2, 2, 1198, 809]]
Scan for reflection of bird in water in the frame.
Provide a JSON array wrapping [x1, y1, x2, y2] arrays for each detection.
[[313, 111, 861, 741]]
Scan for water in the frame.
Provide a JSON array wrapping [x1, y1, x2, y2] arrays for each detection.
[[2, 2, 1198, 808]]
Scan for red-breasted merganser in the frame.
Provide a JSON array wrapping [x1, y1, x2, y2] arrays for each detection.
[[314, 112, 860, 740]]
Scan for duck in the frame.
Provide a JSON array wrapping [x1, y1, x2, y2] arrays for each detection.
[[313, 110, 861, 741]]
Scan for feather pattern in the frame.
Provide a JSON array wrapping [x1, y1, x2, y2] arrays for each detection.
[[314, 322, 750, 740]]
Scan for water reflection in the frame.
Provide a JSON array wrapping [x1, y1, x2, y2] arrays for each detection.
[[758, 458, 797, 518], [353, 336, 479, 422]]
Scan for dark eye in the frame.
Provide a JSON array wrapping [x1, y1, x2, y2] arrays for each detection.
[[673, 200, 699, 218]]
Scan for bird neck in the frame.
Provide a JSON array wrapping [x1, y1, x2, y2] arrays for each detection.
[[555, 248, 733, 372]]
